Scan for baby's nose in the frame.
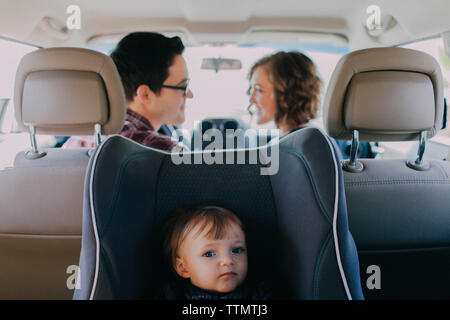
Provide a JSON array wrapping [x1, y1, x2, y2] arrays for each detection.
[[220, 253, 234, 266]]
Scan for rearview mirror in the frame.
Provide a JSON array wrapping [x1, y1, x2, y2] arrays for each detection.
[[201, 58, 242, 73]]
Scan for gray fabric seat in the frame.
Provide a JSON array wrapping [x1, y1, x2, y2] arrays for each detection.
[[323, 47, 450, 299], [74, 127, 364, 300], [0, 47, 126, 299]]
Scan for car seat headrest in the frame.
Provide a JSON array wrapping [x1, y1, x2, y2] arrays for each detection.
[[323, 47, 444, 141], [14, 47, 126, 136]]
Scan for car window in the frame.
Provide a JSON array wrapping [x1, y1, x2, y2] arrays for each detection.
[[401, 37, 450, 139], [0, 38, 37, 133], [0, 38, 47, 169]]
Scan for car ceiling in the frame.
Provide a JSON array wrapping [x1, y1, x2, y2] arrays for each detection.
[[1, 0, 450, 50]]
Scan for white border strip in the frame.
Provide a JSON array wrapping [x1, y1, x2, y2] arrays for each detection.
[[87, 134, 173, 299], [88, 136, 110, 300], [320, 128, 352, 300]]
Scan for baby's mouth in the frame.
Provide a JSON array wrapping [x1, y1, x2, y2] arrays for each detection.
[[220, 271, 237, 278]]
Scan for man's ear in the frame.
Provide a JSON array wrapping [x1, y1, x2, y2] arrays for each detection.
[[135, 84, 154, 105], [175, 257, 190, 279]]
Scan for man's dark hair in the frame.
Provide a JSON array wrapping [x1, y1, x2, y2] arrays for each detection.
[[110, 32, 185, 101]]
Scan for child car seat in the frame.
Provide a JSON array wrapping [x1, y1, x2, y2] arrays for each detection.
[[74, 127, 364, 299]]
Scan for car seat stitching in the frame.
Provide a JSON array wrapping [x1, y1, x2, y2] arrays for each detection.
[[345, 180, 450, 186], [100, 152, 149, 236], [279, 147, 333, 224], [358, 246, 450, 254], [433, 162, 449, 179], [320, 128, 353, 300], [153, 155, 172, 223], [88, 136, 112, 300], [313, 231, 332, 299], [0, 232, 81, 237], [99, 245, 114, 298]]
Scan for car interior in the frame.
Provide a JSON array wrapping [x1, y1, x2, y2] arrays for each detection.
[[0, 0, 449, 300]]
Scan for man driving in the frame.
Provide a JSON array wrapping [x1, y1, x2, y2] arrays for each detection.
[[63, 32, 192, 150]]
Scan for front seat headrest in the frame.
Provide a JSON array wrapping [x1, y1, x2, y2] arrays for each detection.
[[323, 47, 444, 141], [14, 47, 126, 136]]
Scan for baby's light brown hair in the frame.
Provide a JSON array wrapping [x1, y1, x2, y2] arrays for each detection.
[[163, 205, 245, 272]]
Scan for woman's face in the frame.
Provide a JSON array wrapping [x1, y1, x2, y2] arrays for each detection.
[[249, 66, 277, 125]]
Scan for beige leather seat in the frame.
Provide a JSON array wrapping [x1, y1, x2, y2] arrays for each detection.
[[323, 47, 450, 299], [0, 47, 126, 299]]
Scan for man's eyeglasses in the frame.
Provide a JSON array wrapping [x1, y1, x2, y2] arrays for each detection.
[[160, 80, 191, 96]]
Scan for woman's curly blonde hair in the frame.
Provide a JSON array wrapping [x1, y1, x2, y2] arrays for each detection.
[[248, 51, 322, 131]]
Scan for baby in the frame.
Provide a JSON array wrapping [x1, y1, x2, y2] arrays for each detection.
[[162, 205, 269, 300]]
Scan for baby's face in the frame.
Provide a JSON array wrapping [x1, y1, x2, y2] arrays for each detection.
[[175, 222, 248, 293]]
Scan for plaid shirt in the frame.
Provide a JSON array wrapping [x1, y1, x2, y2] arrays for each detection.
[[120, 109, 181, 151], [63, 109, 186, 151]]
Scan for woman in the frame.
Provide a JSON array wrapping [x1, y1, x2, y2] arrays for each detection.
[[247, 51, 322, 136]]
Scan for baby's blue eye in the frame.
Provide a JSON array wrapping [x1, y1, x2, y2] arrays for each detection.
[[232, 247, 245, 254], [203, 251, 215, 258]]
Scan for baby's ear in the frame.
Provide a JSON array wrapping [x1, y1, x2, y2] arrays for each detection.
[[175, 257, 190, 279]]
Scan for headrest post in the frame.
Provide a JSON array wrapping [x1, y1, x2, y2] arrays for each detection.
[[29, 125, 38, 154], [94, 123, 102, 147], [342, 129, 364, 173], [415, 131, 427, 165], [406, 130, 430, 171], [349, 130, 359, 167], [25, 125, 46, 160]]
